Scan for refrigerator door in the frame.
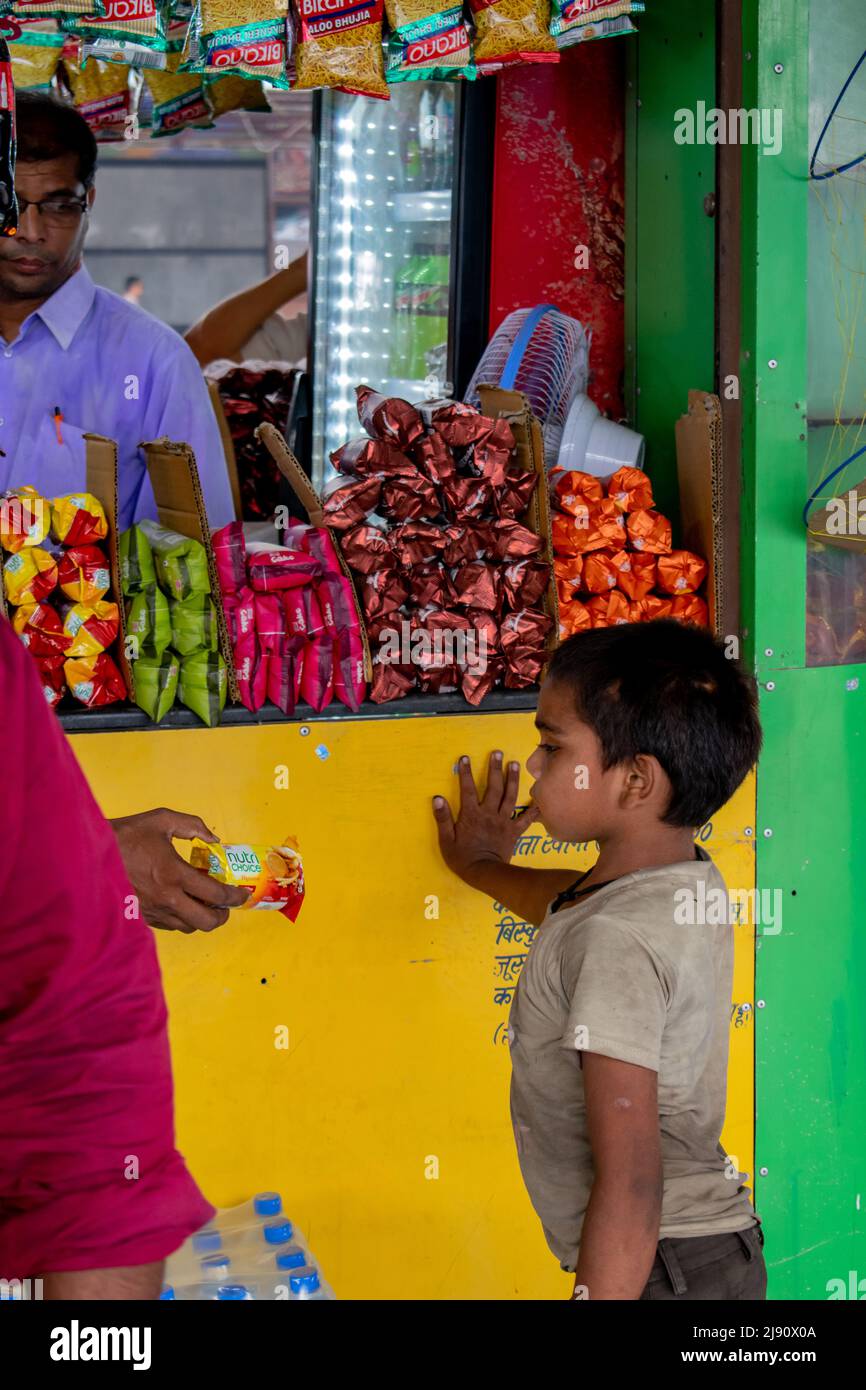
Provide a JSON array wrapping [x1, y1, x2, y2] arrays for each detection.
[[311, 83, 458, 487]]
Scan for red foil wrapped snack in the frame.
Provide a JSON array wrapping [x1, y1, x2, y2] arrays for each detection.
[[301, 634, 336, 712], [669, 594, 709, 627], [442, 524, 482, 566], [360, 568, 409, 622], [441, 475, 492, 522], [610, 550, 657, 601], [582, 550, 619, 594], [629, 594, 673, 623], [13, 602, 73, 659], [300, 526, 343, 576], [340, 523, 393, 574], [247, 547, 322, 592], [500, 609, 553, 661], [63, 652, 126, 707], [503, 557, 550, 608], [253, 593, 286, 655], [334, 627, 367, 712], [470, 418, 516, 488], [412, 431, 456, 484], [370, 656, 416, 704], [493, 469, 538, 519], [419, 399, 495, 449], [656, 550, 708, 596], [559, 600, 593, 638], [381, 473, 440, 522], [462, 654, 504, 707], [317, 575, 359, 635], [491, 519, 544, 561], [322, 476, 382, 531], [389, 521, 446, 568], [451, 562, 500, 613], [357, 386, 425, 449], [503, 652, 546, 690], [606, 467, 654, 513], [464, 608, 499, 666], [212, 522, 247, 595], [551, 469, 604, 513], [626, 509, 672, 554], [409, 561, 455, 610], [330, 436, 417, 479]]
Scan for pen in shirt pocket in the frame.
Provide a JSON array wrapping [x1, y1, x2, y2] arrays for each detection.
[[53, 405, 63, 445]]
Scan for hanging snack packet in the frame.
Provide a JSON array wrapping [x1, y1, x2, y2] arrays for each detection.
[[385, 0, 474, 82], [0, 486, 51, 552], [62, 54, 139, 141], [64, 650, 127, 706], [57, 544, 111, 603], [3, 546, 58, 605], [190, 837, 305, 922], [549, 0, 642, 47], [7, 0, 107, 14], [143, 45, 213, 134], [293, 0, 389, 99], [7, 19, 66, 92], [125, 583, 171, 657], [206, 73, 270, 118], [82, 35, 169, 67], [170, 592, 219, 656], [139, 518, 211, 599], [119, 523, 157, 594], [178, 648, 227, 725], [467, 0, 558, 70], [185, 0, 291, 89], [61, 598, 120, 657], [133, 649, 179, 721], [61, 0, 169, 51], [52, 491, 108, 546]]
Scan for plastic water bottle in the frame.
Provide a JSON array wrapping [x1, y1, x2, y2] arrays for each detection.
[[288, 1266, 333, 1301], [275, 1246, 307, 1273]]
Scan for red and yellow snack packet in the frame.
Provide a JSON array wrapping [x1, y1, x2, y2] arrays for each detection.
[[3, 546, 58, 605], [63, 651, 127, 707], [0, 486, 51, 553], [57, 545, 112, 603], [35, 657, 67, 710], [13, 602, 73, 659], [62, 600, 120, 657], [551, 469, 604, 514], [656, 549, 708, 596], [190, 838, 305, 922], [52, 492, 109, 547], [606, 466, 654, 512], [609, 549, 656, 600], [625, 509, 672, 555]]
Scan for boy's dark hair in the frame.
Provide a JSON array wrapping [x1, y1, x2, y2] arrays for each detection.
[[15, 92, 98, 190], [547, 620, 762, 827]]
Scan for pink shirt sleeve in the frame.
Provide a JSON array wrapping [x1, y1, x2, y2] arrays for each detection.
[[0, 618, 214, 1278]]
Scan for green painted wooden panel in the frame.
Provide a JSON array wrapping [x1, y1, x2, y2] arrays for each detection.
[[626, 0, 716, 529]]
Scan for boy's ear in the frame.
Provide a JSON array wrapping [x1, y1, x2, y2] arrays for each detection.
[[621, 753, 662, 806]]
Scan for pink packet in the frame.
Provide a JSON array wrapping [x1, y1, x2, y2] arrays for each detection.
[[334, 626, 366, 712], [303, 586, 325, 638], [283, 522, 313, 549], [282, 587, 309, 640], [212, 522, 246, 595], [234, 637, 268, 712], [247, 548, 322, 592], [254, 592, 286, 655], [300, 635, 335, 712], [317, 574, 359, 636], [267, 639, 305, 716], [302, 526, 343, 576]]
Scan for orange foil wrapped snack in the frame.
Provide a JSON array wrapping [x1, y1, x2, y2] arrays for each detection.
[[582, 550, 619, 594], [63, 652, 127, 707], [609, 549, 657, 601], [656, 550, 708, 596], [554, 499, 627, 555], [52, 492, 108, 547], [629, 595, 673, 622], [190, 839, 305, 923], [606, 467, 654, 513], [626, 509, 672, 554], [554, 554, 583, 598], [551, 469, 604, 514], [3, 546, 58, 606], [669, 594, 709, 627], [57, 545, 111, 603], [0, 487, 51, 553], [585, 590, 631, 627], [559, 599, 592, 638]]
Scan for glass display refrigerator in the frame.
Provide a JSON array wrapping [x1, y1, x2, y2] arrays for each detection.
[[309, 81, 494, 489]]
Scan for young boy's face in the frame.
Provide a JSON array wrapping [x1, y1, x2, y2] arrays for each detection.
[[526, 677, 623, 842]]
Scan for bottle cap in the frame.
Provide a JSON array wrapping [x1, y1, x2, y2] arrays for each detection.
[[276, 1246, 306, 1270], [254, 1192, 282, 1217], [160, 1286, 175, 1300], [216, 1285, 250, 1300], [192, 1229, 222, 1254], [263, 1219, 293, 1245], [289, 1268, 320, 1294]]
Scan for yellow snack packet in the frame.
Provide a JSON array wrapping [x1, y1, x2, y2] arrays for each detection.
[[0, 486, 51, 553], [52, 492, 109, 546], [61, 599, 120, 657], [2, 546, 58, 606], [190, 838, 305, 921]]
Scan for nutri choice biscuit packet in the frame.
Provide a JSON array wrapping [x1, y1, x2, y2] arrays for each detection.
[[190, 838, 305, 921]]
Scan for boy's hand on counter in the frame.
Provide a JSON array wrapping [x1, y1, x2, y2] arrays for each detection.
[[432, 752, 538, 887], [110, 808, 251, 933]]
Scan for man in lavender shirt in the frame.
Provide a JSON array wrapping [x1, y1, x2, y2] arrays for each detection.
[[0, 91, 234, 532], [0, 92, 245, 936]]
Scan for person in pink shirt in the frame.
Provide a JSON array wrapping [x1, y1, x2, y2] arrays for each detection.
[[0, 617, 214, 1298]]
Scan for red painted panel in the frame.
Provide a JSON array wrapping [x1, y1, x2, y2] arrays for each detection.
[[488, 42, 626, 419]]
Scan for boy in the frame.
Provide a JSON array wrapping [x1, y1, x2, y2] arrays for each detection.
[[432, 620, 766, 1300]]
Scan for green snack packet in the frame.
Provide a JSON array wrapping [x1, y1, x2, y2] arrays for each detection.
[[133, 651, 179, 723], [119, 524, 157, 596], [126, 585, 172, 659], [139, 519, 211, 601], [178, 649, 227, 727], [170, 593, 219, 657]]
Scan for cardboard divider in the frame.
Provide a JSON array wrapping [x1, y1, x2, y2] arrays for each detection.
[[675, 390, 723, 635], [255, 423, 374, 683], [207, 380, 243, 523], [140, 437, 240, 704], [476, 384, 560, 649], [0, 434, 134, 701]]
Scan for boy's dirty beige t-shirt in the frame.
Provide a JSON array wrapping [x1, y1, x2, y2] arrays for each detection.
[[508, 847, 758, 1272]]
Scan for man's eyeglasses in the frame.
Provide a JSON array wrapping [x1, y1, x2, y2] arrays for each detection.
[[14, 196, 89, 227]]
